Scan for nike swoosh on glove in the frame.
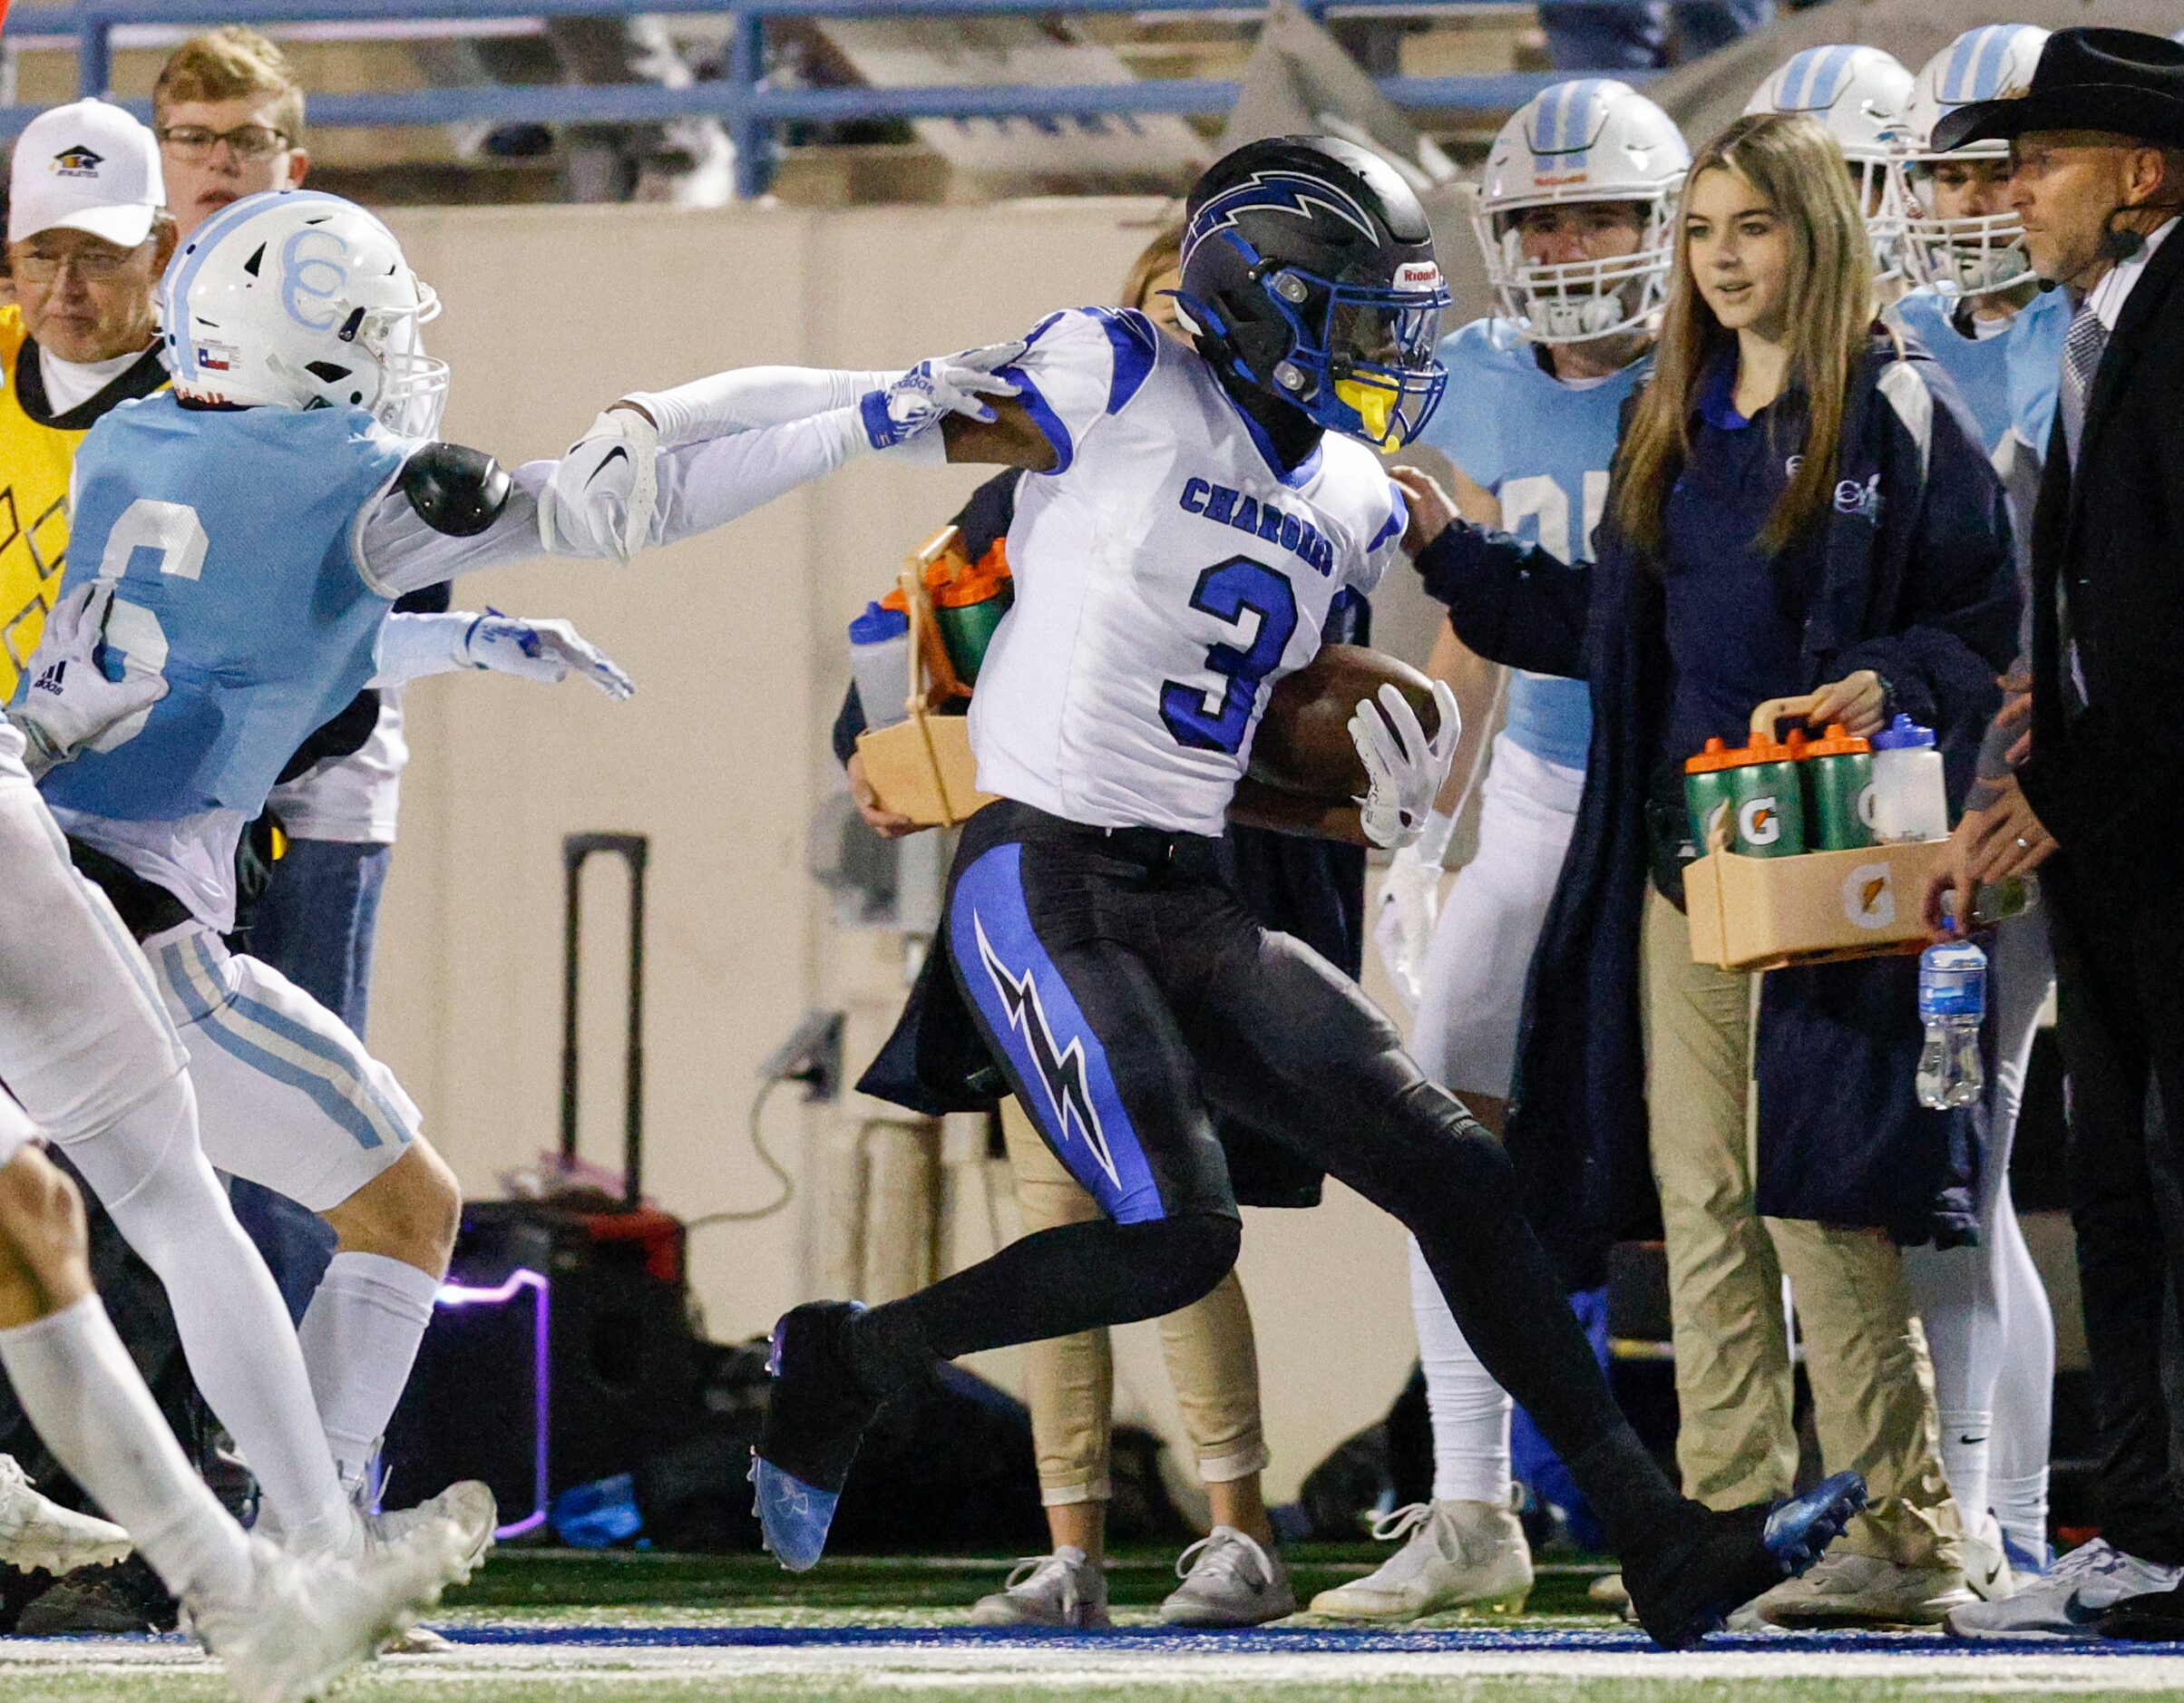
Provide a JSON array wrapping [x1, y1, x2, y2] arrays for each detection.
[[462, 613, 636, 700], [6, 580, 168, 776], [540, 405, 661, 561], [1350, 679, 1462, 852], [860, 340, 1027, 450]]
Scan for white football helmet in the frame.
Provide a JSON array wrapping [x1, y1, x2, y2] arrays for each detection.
[[1891, 26, 2049, 299], [158, 189, 448, 436], [1744, 44, 1915, 279], [1472, 79, 1691, 345]]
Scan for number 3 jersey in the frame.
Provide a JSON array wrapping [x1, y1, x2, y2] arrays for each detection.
[[968, 307, 1408, 837], [35, 394, 411, 920]]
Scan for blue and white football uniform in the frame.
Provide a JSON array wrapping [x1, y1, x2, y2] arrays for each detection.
[[30, 381, 874, 1208], [1893, 286, 2066, 467], [1408, 316, 1644, 1099], [969, 307, 1407, 838], [923, 307, 1433, 1229]]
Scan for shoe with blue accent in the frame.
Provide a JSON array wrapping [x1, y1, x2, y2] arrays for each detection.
[[1621, 1470, 1867, 1649], [751, 1301, 881, 1572]]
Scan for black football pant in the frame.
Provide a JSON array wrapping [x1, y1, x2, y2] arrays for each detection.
[[859, 802, 1681, 1544], [2050, 866, 2184, 1564]]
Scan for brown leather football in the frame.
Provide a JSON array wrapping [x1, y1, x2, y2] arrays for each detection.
[[1250, 644, 1442, 801]]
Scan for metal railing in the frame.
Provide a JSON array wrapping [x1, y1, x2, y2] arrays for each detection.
[[2, 0, 1657, 197]]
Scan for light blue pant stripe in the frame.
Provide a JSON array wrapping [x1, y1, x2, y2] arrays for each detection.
[[170, 935, 402, 1153]]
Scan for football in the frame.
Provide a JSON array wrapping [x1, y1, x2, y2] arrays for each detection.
[[1250, 644, 1444, 802]]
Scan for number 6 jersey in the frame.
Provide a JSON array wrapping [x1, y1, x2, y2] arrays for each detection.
[[970, 307, 1409, 837]]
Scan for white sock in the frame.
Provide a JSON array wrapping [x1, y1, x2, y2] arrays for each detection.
[[62, 1081, 353, 1553], [1407, 1235, 1512, 1506], [1992, 1468, 2052, 1562], [298, 1250, 443, 1497], [0, 1295, 252, 1604], [1935, 1407, 1993, 1538]]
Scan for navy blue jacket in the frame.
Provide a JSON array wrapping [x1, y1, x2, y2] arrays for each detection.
[[1413, 339, 2019, 1285]]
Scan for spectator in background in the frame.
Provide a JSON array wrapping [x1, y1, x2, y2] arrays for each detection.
[[1402, 111, 2018, 1627], [1538, 1, 1770, 75], [839, 224, 1369, 1630], [1923, 27, 2184, 1644], [153, 25, 307, 236]]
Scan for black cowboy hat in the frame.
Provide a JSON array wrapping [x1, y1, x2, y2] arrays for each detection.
[[1932, 26, 2184, 154]]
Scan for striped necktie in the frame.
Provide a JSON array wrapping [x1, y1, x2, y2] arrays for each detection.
[[2059, 296, 2109, 468]]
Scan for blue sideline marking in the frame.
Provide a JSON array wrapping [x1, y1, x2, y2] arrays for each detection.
[[437, 1624, 2184, 1656]]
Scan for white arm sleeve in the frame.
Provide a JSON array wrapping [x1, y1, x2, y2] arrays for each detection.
[[368, 612, 473, 686], [619, 366, 897, 448], [356, 404, 870, 593]]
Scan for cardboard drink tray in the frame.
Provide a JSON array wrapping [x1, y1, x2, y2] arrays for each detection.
[[853, 525, 997, 829], [1685, 693, 1948, 971]]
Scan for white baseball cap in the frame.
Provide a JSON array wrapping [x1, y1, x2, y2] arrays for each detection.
[[7, 99, 166, 248]]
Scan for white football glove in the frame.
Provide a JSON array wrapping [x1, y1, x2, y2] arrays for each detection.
[[1350, 679, 1461, 852], [539, 404, 661, 562], [462, 613, 635, 700], [1372, 813, 1452, 1013], [859, 340, 1027, 450], [6, 581, 167, 776]]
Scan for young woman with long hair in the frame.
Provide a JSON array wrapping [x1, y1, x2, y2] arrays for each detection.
[[1399, 112, 2021, 1627]]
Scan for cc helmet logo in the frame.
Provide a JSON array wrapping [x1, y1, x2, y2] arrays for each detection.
[[279, 226, 353, 333], [1738, 796, 1780, 846]]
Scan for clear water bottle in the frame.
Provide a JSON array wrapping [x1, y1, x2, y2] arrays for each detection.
[[1916, 938, 1986, 1110]]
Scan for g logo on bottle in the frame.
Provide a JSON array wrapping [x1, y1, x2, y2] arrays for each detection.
[[1738, 796, 1780, 848]]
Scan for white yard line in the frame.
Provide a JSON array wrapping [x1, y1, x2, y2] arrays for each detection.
[[6, 1636, 2184, 1690]]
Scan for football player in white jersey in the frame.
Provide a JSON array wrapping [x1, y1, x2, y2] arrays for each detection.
[[0, 607, 472, 1703], [690, 134, 1866, 1649], [1317, 80, 1689, 1624], [1891, 23, 2067, 1591], [1745, 44, 1915, 289], [30, 186, 1018, 1574]]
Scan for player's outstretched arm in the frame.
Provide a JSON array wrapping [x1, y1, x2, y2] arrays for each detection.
[[370, 611, 634, 699], [542, 344, 1027, 560]]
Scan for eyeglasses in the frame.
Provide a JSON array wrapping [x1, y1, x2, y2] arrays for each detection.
[[157, 123, 290, 161], [12, 248, 137, 282]]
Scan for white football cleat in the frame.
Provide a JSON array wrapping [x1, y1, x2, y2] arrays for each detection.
[[188, 1525, 465, 1703], [366, 1480, 497, 1581], [1309, 1501, 1533, 1621], [1945, 1538, 2183, 1640], [1962, 1510, 2016, 1602], [1751, 1549, 1974, 1627], [0, 1454, 132, 1574]]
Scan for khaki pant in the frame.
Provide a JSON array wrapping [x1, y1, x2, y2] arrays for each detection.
[[1000, 1101, 1267, 1505], [1642, 890, 1962, 1568]]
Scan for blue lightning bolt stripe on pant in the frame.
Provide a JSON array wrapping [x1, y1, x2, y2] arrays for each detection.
[[950, 841, 1167, 1224]]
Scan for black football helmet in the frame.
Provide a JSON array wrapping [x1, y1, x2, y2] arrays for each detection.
[[1174, 134, 1451, 450]]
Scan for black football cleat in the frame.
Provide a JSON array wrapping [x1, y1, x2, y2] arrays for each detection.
[[750, 1302, 880, 1572], [1622, 1470, 1867, 1649]]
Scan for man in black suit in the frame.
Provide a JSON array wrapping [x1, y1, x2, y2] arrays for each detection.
[[1926, 28, 2184, 1641]]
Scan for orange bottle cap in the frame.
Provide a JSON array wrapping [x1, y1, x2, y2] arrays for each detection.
[[934, 553, 1013, 608], [1803, 722, 1873, 758], [1685, 735, 1779, 773]]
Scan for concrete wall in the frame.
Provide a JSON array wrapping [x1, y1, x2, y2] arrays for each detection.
[[368, 196, 1440, 1504]]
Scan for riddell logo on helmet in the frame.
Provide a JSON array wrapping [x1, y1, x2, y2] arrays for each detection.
[[1533, 171, 1589, 188], [1395, 261, 1444, 291]]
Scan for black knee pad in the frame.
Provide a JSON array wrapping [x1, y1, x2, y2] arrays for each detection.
[[1113, 1211, 1240, 1314]]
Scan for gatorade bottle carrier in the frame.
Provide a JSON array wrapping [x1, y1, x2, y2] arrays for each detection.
[[1684, 693, 1954, 972], [852, 524, 999, 829]]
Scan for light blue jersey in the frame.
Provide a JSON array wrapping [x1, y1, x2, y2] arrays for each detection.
[[1419, 318, 1648, 772], [37, 394, 408, 824], [1894, 286, 2067, 462]]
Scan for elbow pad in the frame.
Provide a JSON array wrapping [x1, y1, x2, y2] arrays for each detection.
[[399, 443, 512, 538]]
